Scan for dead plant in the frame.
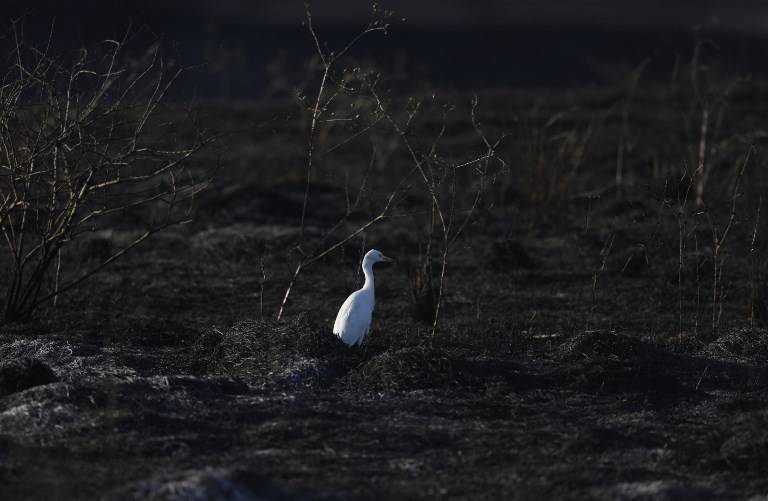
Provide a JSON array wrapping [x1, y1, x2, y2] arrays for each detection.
[[0, 23, 215, 323]]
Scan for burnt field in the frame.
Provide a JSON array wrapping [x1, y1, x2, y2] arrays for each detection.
[[4, 32, 768, 499]]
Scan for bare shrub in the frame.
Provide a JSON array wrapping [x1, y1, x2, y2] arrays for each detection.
[[274, 3, 503, 336], [0, 24, 215, 323], [386, 95, 505, 335], [705, 146, 753, 336], [275, 2, 398, 320]]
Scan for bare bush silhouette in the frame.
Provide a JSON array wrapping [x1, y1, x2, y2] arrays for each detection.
[[274, 1, 397, 321], [272, 3, 504, 338], [371, 95, 505, 335], [0, 24, 215, 323]]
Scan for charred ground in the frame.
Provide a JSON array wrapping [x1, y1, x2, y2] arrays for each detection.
[[3, 74, 768, 499]]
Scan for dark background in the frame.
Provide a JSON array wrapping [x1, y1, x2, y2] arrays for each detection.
[[5, 0, 768, 97]]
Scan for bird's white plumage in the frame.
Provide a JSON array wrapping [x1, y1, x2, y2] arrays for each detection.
[[333, 249, 392, 347], [333, 290, 373, 347]]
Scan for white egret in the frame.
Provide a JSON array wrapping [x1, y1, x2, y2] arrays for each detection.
[[333, 249, 393, 347]]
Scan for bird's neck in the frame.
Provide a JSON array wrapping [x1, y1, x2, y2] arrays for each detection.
[[361, 262, 375, 292]]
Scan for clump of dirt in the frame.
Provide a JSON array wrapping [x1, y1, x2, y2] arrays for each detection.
[[191, 322, 515, 394], [343, 345, 459, 393], [549, 358, 687, 397], [553, 331, 689, 397], [558, 330, 659, 362], [718, 413, 768, 469], [190, 319, 355, 387], [702, 329, 768, 365], [0, 358, 58, 398], [0, 337, 137, 383]]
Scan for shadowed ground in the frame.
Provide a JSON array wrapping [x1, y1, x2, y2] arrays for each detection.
[[3, 79, 768, 499]]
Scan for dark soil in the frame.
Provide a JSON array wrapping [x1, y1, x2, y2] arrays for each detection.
[[4, 78, 768, 500], [0, 358, 58, 398]]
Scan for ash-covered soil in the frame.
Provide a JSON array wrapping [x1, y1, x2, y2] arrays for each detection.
[[4, 80, 768, 499]]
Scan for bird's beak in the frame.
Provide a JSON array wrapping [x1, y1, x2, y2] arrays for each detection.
[[381, 255, 394, 263]]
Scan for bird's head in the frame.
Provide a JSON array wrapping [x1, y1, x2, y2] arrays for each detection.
[[364, 249, 394, 266]]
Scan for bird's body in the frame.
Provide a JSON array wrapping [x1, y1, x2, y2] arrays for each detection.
[[333, 288, 374, 347], [333, 249, 392, 347]]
